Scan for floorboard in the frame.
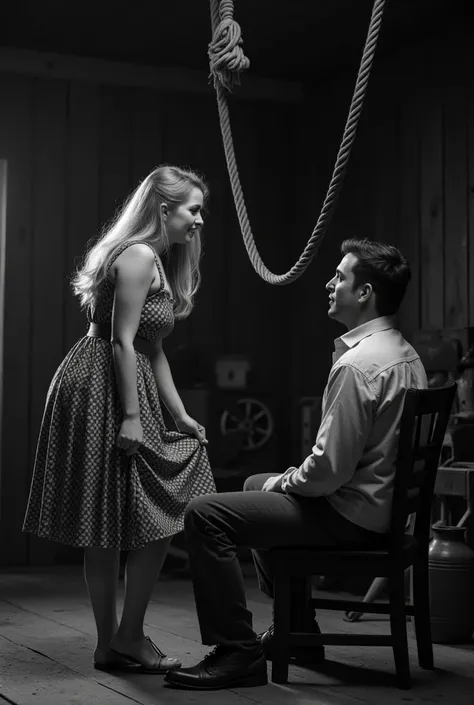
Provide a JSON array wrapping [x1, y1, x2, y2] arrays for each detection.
[[0, 566, 473, 704]]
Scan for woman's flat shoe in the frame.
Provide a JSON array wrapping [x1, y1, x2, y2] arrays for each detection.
[[110, 636, 181, 674], [94, 652, 142, 672]]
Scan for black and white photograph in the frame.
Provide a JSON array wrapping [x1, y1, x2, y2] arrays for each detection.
[[0, 1, 472, 703]]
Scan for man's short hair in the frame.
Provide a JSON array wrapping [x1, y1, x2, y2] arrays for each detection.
[[341, 239, 411, 316]]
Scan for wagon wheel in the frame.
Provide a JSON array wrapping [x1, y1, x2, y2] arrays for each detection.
[[220, 398, 273, 451]]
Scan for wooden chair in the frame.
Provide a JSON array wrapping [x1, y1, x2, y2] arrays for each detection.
[[270, 382, 457, 689]]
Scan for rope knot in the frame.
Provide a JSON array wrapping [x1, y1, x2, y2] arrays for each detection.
[[208, 1, 250, 91]]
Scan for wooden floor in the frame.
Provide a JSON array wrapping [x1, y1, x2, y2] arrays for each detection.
[[0, 565, 473, 705]]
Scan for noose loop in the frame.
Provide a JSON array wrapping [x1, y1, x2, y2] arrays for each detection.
[[208, 0, 387, 285]]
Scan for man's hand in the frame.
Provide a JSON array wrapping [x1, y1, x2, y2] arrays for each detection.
[[262, 474, 284, 493]]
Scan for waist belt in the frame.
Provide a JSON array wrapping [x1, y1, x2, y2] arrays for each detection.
[[87, 323, 156, 358]]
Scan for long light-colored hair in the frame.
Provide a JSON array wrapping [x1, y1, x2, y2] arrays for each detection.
[[71, 165, 209, 319]]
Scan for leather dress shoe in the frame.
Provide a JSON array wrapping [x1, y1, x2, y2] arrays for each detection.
[[164, 645, 268, 690], [259, 624, 325, 664]]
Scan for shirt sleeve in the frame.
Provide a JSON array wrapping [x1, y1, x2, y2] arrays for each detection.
[[281, 363, 377, 497]]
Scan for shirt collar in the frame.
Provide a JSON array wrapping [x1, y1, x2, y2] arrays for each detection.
[[333, 316, 395, 362]]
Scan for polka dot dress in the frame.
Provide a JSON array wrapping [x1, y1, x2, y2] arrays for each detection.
[[23, 242, 216, 550]]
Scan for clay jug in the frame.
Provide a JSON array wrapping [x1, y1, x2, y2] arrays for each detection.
[[428, 525, 474, 643]]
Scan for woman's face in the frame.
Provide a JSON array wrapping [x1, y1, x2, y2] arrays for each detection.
[[164, 187, 204, 245]]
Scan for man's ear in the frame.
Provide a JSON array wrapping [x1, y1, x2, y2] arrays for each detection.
[[160, 202, 169, 221], [359, 282, 373, 303]]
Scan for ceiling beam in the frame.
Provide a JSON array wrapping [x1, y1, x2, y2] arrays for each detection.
[[0, 47, 305, 103]]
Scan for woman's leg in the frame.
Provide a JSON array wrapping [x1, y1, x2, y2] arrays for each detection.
[[83, 546, 120, 663], [111, 536, 176, 667]]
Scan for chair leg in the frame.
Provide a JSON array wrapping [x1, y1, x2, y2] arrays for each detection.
[[271, 572, 292, 684], [412, 558, 434, 669], [388, 574, 411, 689], [291, 575, 313, 630]]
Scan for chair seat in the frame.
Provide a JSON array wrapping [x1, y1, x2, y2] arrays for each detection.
[[271, 535, 418, 576]]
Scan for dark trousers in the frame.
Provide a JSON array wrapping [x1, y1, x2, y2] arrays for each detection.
[[184, 473, 384, 651]]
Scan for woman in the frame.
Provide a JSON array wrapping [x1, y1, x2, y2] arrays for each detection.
[[23, 165, 216, 673]]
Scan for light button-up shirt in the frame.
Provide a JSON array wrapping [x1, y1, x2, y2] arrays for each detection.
[[280, 316, 427, 533]]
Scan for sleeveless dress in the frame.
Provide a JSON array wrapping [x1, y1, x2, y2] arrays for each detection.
[[23, 242, 216, 550]]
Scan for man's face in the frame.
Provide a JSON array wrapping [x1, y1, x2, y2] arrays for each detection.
[[326, 253, 362, 327]]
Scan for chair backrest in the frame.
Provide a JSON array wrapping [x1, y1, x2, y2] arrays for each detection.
[[389, 382, 457, 559]]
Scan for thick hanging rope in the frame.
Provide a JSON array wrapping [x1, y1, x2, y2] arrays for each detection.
[[208, 0, 387, 285]]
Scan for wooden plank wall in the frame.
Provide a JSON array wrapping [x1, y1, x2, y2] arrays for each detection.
[[363, 26, 471, 340], [0, 70, 297, 565], [0, 75, 34, 566]]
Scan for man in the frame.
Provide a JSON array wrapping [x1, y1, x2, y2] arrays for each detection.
[[164, 239, 427, 690]]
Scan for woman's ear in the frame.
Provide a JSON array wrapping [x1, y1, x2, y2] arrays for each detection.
[[160, 202, 169, 221]]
